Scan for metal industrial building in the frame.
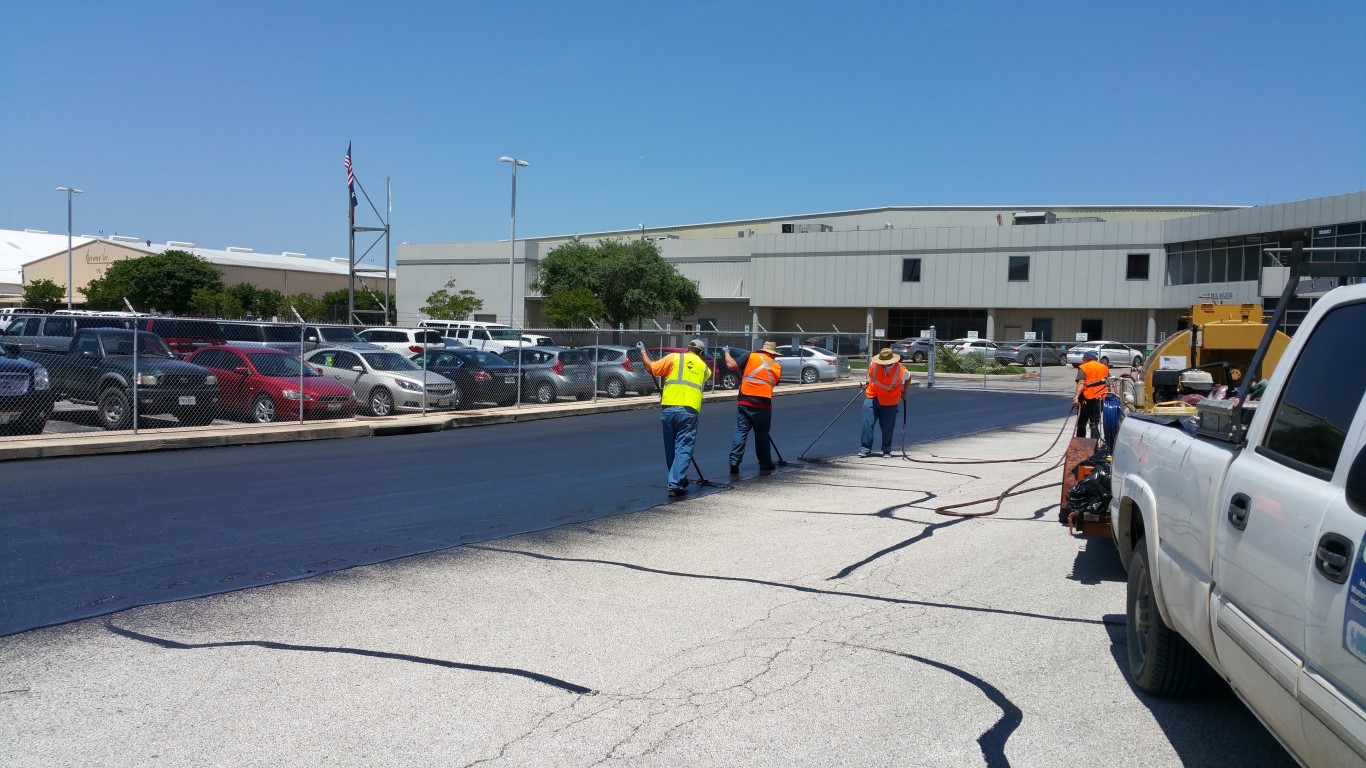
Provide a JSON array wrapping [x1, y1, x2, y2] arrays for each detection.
[[396, 191, 1365, 345], [6, 230, 391, 306]]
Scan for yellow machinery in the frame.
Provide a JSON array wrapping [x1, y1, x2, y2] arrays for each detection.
[[1116, 302, 1292, 416]]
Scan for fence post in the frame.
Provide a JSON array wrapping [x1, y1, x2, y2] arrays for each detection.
[[927, 326, 937, 389]]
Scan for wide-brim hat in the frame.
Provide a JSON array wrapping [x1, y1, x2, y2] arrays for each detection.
[[759, 341, 778, 356], [871, 348, 901, 365]]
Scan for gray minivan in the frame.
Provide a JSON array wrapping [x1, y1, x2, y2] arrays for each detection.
[[218, 321, 308, 351]]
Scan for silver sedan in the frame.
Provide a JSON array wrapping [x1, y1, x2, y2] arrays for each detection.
[[305, 347, 457, 415], [773, 345, 851, 383]]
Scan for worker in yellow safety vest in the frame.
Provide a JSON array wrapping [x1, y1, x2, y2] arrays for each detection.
[[859, 347, 914, 457], [1072, 350, 1110, 438], [724, 340, 782, 475], [640, 339, 714, 497]]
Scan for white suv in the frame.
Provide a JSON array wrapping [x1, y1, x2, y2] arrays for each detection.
[[357, 328, 446, 355], [417, 321, 528, 354]]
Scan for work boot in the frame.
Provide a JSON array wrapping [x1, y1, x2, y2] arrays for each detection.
[[729, 464, 739, 475], [668, 487, 687, 497], [679, 477, 690, 489]]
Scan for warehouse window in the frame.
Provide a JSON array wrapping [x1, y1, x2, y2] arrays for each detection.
[[1127, 253, 1150, 280], [901, 258, 922, 282], [1008, 255, 1030, 281]]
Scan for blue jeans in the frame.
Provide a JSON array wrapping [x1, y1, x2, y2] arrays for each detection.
[[860, 397, 899, 452], [729, 404, 773, 468], [661, 406, 698, 490]]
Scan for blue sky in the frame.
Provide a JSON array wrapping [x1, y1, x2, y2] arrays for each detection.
[[3, 1, 1363, 271]]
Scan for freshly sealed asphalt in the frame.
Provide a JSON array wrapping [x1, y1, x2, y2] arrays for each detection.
[[0, 395, 1291, 767]]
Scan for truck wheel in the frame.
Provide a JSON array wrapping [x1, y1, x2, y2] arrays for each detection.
[[98, 388, 133, 431], [1127, 538, 1208, 696]]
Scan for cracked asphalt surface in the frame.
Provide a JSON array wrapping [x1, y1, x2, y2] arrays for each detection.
[[0, 401, 1293, 766]]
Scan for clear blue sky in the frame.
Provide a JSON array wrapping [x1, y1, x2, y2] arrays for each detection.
[[3, 1, 1363, 271]]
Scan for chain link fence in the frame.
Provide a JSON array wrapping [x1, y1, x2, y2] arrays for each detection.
[[5, 312, 1118, 439]]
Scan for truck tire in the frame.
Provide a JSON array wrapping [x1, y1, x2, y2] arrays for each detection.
[[1126, 538, 1209, 696], [98, 387, 133, 431]]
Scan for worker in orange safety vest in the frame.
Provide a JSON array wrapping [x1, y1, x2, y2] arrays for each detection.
[[724, 341, 782, 475], [1072, 350, 1110, 438], [859, 347, 914, 457]]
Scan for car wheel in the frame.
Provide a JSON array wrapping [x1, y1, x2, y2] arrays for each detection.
[[720, 371, 740, 390], [911, 351, 926, 364], [98, 387, 133, 431], [1127, 538, 1208, 696], [1023, 354, 1036, 367], [605, 377, 626, 398], [535, 381, 555, 404], [250, 394, 277, 423], [368, 387, 395, 416], [1132, 355, 1144, 368], [801, 367, 818, 384], [1100, 356, 1111, 366], [450, 386, 464, 410]]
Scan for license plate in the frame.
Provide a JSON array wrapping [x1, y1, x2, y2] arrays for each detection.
[[504, 376, 516, 384], [437, 398, 452, 407], [178, 396, 197, 406], [327, 403, 341, 411]]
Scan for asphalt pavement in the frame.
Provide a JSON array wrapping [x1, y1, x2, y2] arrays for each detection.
[[0, 384, 1292, 767]]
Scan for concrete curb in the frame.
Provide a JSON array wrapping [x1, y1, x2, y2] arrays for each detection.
[[0, 380, 863, 462]]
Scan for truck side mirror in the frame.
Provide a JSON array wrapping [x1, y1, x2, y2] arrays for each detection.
[[1348, 445, 1366, 515], [1, 342, 18, 358]]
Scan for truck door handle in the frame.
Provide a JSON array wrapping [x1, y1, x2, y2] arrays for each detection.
[[1316, 533, 1353, 584], [1227, 493, 1251, 530]]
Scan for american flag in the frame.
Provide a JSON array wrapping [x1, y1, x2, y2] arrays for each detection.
[[344, 142, 357, 214]]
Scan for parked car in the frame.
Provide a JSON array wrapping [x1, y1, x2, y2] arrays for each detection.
[[1064, 341, 1144, 368], [358, 327, 446, 355], [417, 321, 528, 354], [0, 313, 133, 354], [185, 346, 357, 423], [21, 328, 220, 430], [136, 317, 226, 357], [889, 337, 939, 364], [408, 348, 526, 409], [498, 346, 595, 404], [216, 321, 308, 351], [950, 339, 999, 358], [804, 335, 866, 357], [300, 325, 384, 353], [710, 345, 760, 390], [304, 347, 456, 415], [992, 340, 1067, 367], [772, 345, 850, 383], [646, 347, 718, 375], [579, 345, 655, 398], [521, 334, 554, 347], [0, 342, 55, 435]]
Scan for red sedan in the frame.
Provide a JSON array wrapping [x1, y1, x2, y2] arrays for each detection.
[[184, 346, 357, 423]]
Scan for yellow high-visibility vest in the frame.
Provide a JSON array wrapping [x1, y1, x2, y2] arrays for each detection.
[[660, 352, 710, 411]]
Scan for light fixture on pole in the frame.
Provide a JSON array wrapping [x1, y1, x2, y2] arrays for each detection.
[[55, 186, 83, 309], [499, 156, 529, 327]]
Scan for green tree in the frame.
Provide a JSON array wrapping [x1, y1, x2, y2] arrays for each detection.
[[286, 293, 327, 321], [82, 250, 224, 314], [188, 289, 245, 319], [252, 288, 284, 318], [420, 278, 483, 320], [534, 239, 702, 329], [321, 287, 393, 323], [23, 279, 66, 312], [541, 285, 606, 329]]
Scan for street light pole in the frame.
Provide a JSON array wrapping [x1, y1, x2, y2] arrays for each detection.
[[55, 186, 83, 309], [499, 156, 529, 327]]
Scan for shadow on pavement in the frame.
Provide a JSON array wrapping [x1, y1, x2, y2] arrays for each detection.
[[1067, 537, 1127, 585]]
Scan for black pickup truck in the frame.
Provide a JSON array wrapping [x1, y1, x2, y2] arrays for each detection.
[[22, 328, 220, 430], [0, 343, 55, 434]]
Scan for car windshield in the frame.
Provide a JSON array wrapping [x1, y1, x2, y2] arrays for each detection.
[[320, 327, 362, 342], [103, 332, 175, 358], [362, 352, 421, 371], [488, 329, 522, 341], [247, 353, 314, 377]]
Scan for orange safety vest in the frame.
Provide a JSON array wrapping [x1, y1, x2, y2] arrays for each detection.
[[865, 363, 908, 406], [1078, 359, 1110, 400], [739, 353, 780, 398]]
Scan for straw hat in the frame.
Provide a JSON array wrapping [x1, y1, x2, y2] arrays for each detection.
[[759, 341, 779, 356], [871, 348, 900, 365]]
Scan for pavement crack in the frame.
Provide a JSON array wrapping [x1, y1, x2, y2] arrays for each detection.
[[106, 622, 596, 695]]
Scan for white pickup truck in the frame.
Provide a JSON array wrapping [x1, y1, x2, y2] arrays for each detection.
[[1110, 282, 1366, 766]]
